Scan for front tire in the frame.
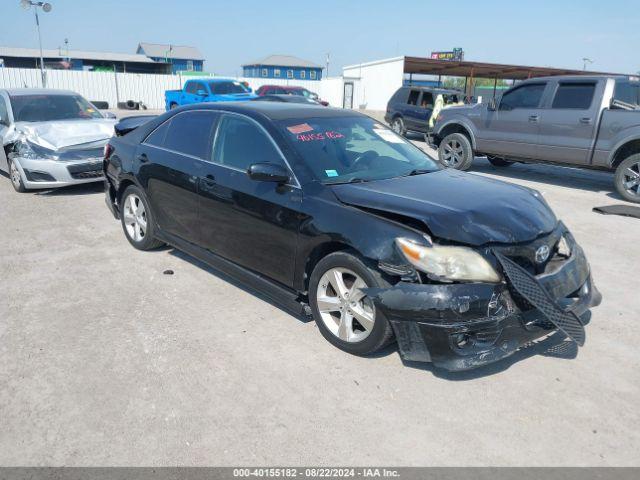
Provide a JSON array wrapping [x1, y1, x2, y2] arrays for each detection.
[[8, 157, 27, 193], [614, 153, 640, 203], [309, 251, 394, 356], [391, 117, 406, 136], [487, 155, 513, 167], [120, 185, 164, 250], [438, 132, 473, 170]]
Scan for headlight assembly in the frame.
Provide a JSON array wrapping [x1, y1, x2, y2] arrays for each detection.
[[396, 237, 502, 283], [15, 140, 57, 160]]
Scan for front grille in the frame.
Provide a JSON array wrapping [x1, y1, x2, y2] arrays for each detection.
[[494, 252, 585, 346], [67, 163, 103, 180], [70, 169, 102, 179]]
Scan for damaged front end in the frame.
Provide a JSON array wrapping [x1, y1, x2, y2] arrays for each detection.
[[366, 223, 601, 371], [6, 120, 114, 189]]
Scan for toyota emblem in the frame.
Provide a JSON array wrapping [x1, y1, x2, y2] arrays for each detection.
[[535, 245, 550, 264]]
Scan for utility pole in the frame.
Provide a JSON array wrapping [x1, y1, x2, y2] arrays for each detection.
[[20, 1, 53, 87], [582, 57, 593, 71], [325, 53, 330, 78]]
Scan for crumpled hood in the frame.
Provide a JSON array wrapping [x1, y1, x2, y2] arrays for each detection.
[[331, 169, 557, 246], [14, 119, 116, 150]]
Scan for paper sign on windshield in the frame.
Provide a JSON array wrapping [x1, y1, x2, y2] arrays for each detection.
[[372, 128, 404, 143]]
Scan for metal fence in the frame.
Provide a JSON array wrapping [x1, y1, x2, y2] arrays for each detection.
[[0, 68, 350, 110]]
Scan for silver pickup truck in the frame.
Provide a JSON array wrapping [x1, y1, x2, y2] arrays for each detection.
[[431, 75, 640, 202]]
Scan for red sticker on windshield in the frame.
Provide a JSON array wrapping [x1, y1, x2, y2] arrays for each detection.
[[287, 123, 313, 134]]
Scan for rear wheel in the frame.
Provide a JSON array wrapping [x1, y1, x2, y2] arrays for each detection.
[[169, 102, 178, 110], [120, 185, 164, 250], [438, 132, 473, 170], [8, 158, 27, 193], [614, 153, 640, 203], [309, 252, 394, 356], [487, 155, 513, 167], [391, 117, 406, 136]]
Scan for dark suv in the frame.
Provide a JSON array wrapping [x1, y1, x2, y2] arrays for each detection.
[[385, 86, 463, 138]]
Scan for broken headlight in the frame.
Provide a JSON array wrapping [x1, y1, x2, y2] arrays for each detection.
[[15, 140, 57, 160], [396, 237, 502, 283], [557, 235, 572, 258]]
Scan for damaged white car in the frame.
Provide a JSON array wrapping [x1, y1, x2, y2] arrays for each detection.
[[0, 89, 116, 192]]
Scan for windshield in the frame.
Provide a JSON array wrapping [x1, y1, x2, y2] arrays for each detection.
[[209, 81, 249, 95], [288, 88, 313, 98], [279, 116, 440, 184], [10, 94, 103, 122]]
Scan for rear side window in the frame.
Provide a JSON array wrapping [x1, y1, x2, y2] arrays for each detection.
[[407, 90, 420, 105], [552, 83, 596, 109], [614, 81, 640, 107], [499, 83, 546, 110], [162, 111, 218, 159], [185, 82, 197, 94], [145, 120, 170, 146], [213, 115, 283, 171]]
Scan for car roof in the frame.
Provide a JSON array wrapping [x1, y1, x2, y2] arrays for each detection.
[[3, 88, 79, 97], [262, 85, 306, 90], [179, 101, 360, 121], [519, 75, 631, 82]]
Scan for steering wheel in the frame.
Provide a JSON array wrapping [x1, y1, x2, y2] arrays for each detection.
[[352, 150, 379, 170]]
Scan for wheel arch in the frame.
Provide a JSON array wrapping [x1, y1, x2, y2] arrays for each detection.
[[436, 122, 475, 149], [610, 138, 640, 169], [301, 241, 354, 294]]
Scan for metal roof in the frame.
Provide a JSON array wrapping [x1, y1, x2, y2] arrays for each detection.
[[0, 46, 157, 64], [242, 55, 322, 69], [137, 43, 204, 61], [403, 56, 624, 80]]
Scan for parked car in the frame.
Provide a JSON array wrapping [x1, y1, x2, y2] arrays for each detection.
[[252, 94, 321, 105], [385, 86, 464, 138], [431, 75, 640, 202], [0, 88, 116, 192], [256, 85, 329, 106], [165, 79, 256, 110], [104, 102, 600, 371]]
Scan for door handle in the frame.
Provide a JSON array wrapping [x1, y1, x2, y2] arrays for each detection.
[[528, 115, 539, 123], [137, 153, 149, 163], [580, 117, 592, 125]]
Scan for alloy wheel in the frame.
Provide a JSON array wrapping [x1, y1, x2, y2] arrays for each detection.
[[123, 194, 148, 242], [316, 267, 375, 343], [442, 138, 464, 167], [10, 161, 21, 188], [392, 119, 402, 134], [622, 161, 640, 198]]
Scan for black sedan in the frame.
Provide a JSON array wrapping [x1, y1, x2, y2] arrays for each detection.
[[104, 102, 601, 371]]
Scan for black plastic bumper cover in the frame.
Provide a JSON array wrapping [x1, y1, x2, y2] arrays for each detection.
[[366, 247, 601, 371]]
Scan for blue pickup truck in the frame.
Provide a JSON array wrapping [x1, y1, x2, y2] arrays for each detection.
[[165, 78, 256, 110]]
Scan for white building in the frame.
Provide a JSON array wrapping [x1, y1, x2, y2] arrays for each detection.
[[342, 56, 405, 111]]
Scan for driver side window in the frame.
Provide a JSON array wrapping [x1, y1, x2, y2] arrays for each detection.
[[0, 97, 9, 125], [212, 115, 285, 171], [499, 83, 546, 110]]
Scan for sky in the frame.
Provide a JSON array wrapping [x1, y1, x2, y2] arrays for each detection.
[[1, 0, 638, 76]]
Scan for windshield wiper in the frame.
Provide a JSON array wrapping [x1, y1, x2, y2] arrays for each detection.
[[402, 169, 433, 177], [325, 177, 368, 185]]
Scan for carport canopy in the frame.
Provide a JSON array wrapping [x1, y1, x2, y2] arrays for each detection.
[[403, 56, 622, 80]]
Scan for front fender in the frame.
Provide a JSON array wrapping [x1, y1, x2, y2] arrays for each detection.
[[434, 117, 478, 149]]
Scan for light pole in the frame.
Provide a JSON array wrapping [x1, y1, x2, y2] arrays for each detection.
[[20, 0, 53, 87], [582, 57, 593, 71]]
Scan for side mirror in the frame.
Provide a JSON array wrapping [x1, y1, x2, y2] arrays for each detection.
[[197, 89, 208, 97], [247, 163, 290, 184], [487, 98, 497, 111]]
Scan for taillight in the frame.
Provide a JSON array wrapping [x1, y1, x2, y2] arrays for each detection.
[[104, 143, 114, 160]]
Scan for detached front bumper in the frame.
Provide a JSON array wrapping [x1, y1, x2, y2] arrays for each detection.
[[10, 155, 104, 189], [367, 244, 601, 371]]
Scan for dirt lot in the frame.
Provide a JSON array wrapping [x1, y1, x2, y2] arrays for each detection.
[[0, 112, 639, 466]]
